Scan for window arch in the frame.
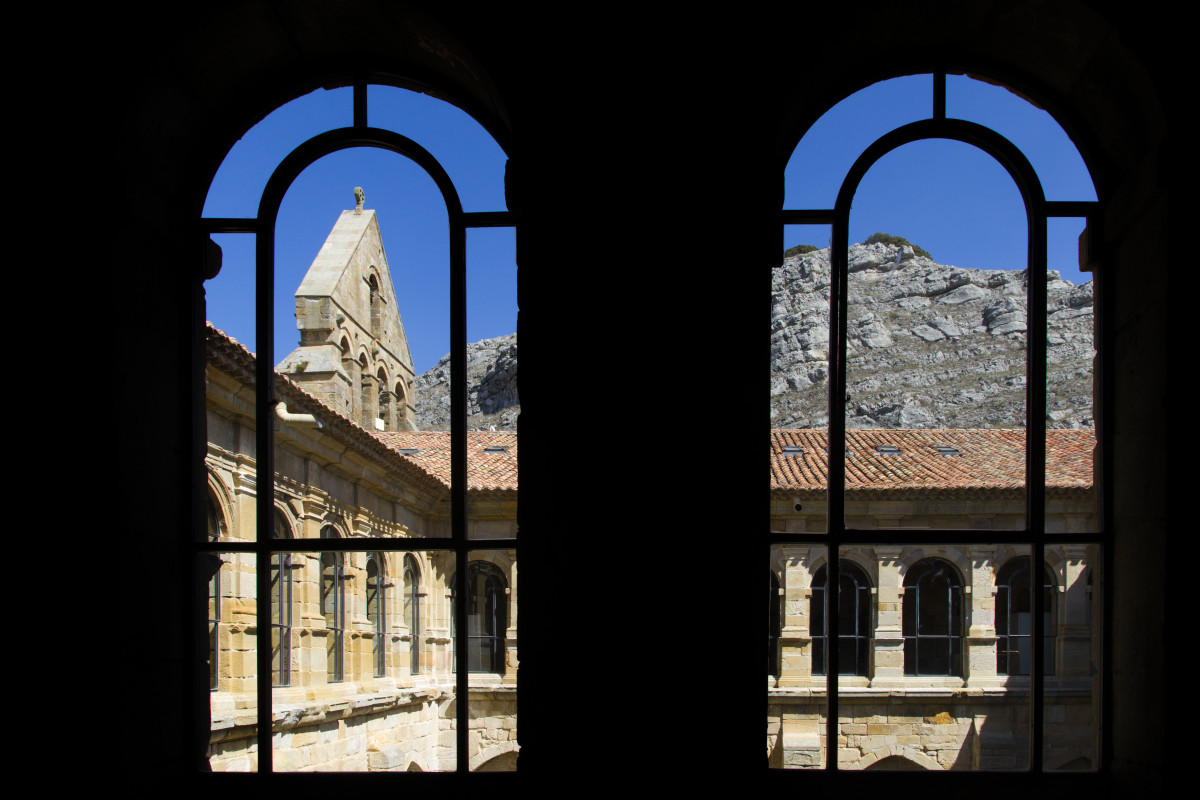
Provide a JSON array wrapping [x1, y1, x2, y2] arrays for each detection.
[[320, 526, 345, 683], [811, 561, 872, 676], [271, 510, 293, 686], [996, 557, 1056, 677], [902, 558, 964, 677]]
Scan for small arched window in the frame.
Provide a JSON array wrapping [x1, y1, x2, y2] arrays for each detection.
[[812, 562, 872, 676], [367, 273, 382, 337], [996, 557, 1056, 676], [403, 555, 420, 675], [271, 511, 293, 686], [903, 558, 963, 676], [366, 553, 386, 678], [466, 562, 507, 674], [320, 526, 345, 683]]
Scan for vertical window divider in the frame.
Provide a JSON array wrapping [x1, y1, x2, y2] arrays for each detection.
[[451, 207, 470, 773]]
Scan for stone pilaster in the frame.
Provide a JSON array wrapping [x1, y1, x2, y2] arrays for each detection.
[[776, 545, 817, 688], [870, 547, 905, 686], [966, 545, 1001, 686]]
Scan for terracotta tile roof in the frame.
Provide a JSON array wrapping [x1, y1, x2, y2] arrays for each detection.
[[373, 431, 518, 492], [771, 428, 1094, 497]]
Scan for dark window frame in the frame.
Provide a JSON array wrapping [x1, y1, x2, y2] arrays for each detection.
[[902, 557, 964, 677], [772, 69, 1105, 773], [196, 78, 517, 773], [811, 562, 872, 677], [996, 556, 1057, 677]]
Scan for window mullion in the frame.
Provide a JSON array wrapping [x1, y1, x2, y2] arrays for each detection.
[[255, 206, 276, 774], [450, 212, 470, 773]]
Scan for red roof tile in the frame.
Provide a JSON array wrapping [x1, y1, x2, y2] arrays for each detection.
[[771, 428, 1094, 496]]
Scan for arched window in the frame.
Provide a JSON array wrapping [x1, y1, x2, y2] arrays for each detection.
[[198, 77, 516, 773], [367, 273, 382, 337], [320, 526, 344, 683], [377, 367, 392, 431], [466, 562, 507, 674], [271, 511, 293, 686], [403, 555, 420, 675], [997, 557, 1056, 676], [366, 553, 386, 678], [811, 562, 872, 676], [773, 68, 1104, 772], [903, 558, 963, 676]]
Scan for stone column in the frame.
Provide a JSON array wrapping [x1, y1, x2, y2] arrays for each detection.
[[361, 372, 379, 428], [966, 545, 1001, 686], [1059, 544, 1094, 680], [504, 554, 518, 685], [776, 545, 817, 688], [870, 547, 905, 687]]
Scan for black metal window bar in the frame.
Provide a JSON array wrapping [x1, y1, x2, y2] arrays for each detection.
[[902, 558, 964, 677], [196, 77, 517, 774], [773, 70, 1105, 772], [466, 562, 507, 674], [367, 553, 386, 679], [811, 563, 872, 677], [997, 557, 1057, 677]]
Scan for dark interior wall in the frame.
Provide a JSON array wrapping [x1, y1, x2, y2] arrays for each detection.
[[93, 0, 1171, 788]]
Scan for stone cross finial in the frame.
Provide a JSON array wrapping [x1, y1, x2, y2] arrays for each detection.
[[354, 186, 365, 214]]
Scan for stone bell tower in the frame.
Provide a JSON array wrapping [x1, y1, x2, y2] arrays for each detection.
[[276, 189, 419, 431]]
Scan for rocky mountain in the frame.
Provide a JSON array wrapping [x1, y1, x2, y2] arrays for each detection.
[[413, 241, 1094, 432], [771, 242, 1094, 429], [415, 333, 519, 430]]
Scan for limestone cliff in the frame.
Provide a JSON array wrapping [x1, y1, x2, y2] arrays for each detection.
[[415, 333, 519, 430], [415, 242, 1094, 431], [771, 242, 1094, 429]]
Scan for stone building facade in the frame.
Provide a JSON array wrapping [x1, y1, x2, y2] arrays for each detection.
[[205, 208, 518, 772]]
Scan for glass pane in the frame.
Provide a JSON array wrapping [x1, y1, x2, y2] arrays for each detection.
[[1046, 217, 1097, 533], [203, 87, 352, 218], [367, 85, 508, 213], [204, 233, 257, 544], [273, 151, 452, 540], [208, 553, 257, 772], [1044, 545, 1100, 771], [265, 550, 467, 772], [838, 545, 1034, 771], [772, 224, 832, 534], [844, 141, 1028, 530], [946, 74, 1097, 202], [784, 75, 932, 210], [462, 552, 518, 771], [768, 544, 827, 769], [465, 227, 518, 541]]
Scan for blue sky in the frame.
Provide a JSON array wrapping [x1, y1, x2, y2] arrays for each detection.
[[203, 76, 1096, 373]]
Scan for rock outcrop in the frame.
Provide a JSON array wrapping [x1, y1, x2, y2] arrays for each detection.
[[415, 333, 519, 430], [771, 242, 1094, 429], [414, 242, 1094, 432]]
